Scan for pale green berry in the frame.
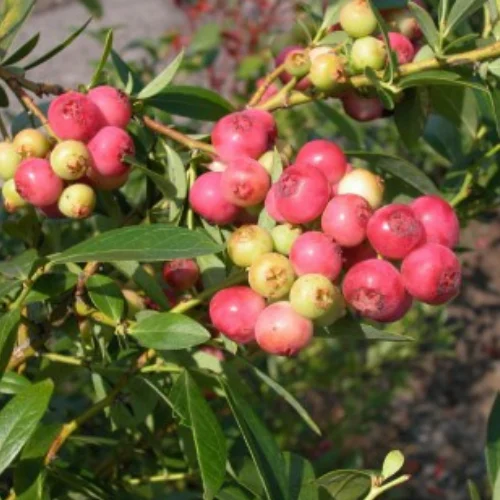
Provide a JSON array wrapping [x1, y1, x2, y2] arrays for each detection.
[[350, 37, 386, 73], [340, 0, 378, 39], [58, 183, 96, 219], [248, 252, 295, 299], [271, 224, 303, 255], [228, 225, 274, 268], [0, 142, 22, 180], [13, 128, 51, 159], [50, 140, 92, 180], [2, 178, 28, 212]]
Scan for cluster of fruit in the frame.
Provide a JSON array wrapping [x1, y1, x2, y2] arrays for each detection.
[[0, 86, 134, 218], [186, 107, 462, 356], [269, 0, 424, 121]]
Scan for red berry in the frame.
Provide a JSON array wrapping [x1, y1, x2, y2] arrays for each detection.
[[367, 204, 424, 259], [275, 46, 311, 91], [295, 140, 347, 185], [14, 158, 63, 207], [211, 110, 275, 161], [401, 243, 461, 305], [342, 259, 407, 322], [341, 91, 384, 122], [264, 184, 286, 222], [48, 91, 104, 142], [88, 126, 134, 177], [87, 86, 132, 129], [245, 109, 278, 144], [410, 195, 459, 248], [342, 241, 377, 270], [275, 165, 330, 224], [38, 202, 63, 219], [379, 292, 413, 322], [321, 194, 373, 247], [383, 32, 415, 64], [221, 157, 271, 207], [255, 301, 313, 356], [210, 286, 266, 343], [189, 171, 241, 225], [84, 169, 129, 191], [290, 231, 342, 281], [163, 259, 200, 291]]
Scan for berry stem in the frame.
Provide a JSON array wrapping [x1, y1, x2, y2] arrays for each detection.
[[363, 475, 411, 500], [143, 116, 215, 154], [76, 261, 100, 297], [247, 62, 286, 107]]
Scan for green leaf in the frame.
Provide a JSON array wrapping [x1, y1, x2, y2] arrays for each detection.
[[88, 29, 113, 88], [148, 86, 234, 121], [0, 309, 21, 374], [190, 23, 220, 53], [467, 480, 481, 500], [221, 376, 289, 500], [0, 279, 21, 301], [345, 152, 439, 194], [394, 88, 428, 149], [258, 207, 277, 231], [170, 371, 227, 499], [0, 84, 8, 107], [0, 372, 31, 395], [25, 272, 77, 304], [78, 0, 104, 17], [197, 254, 226, 289], [319, 2, 345, 33], [316, 470, 371, 499], [444, 0, 488, 36], [489, 58, 500, 77], [314, 101, 363, 148], [0, 379, 54, 476], [318, 31, 349, 46], [49, 225, 223, 263], [164, 143, 188, 222], [284, 452, 318, 500], [110, 49, 142, 94], [2, 32, 39, 65], [138, 50, 184, 99], [130, 312, 211, 350], [399, 70, 466, 88], [87, 274, 125, 322], [24, 18, 92, 70], [382, 450, 405, 480], [0, 0, 36, 60], [0, 249, 39, 280], [486, 394, 500, 487], [408, 1, 439, 49], [125, 155, 175, 199]]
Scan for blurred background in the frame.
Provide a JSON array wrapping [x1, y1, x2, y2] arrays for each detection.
[[17, 0, 500, 498]]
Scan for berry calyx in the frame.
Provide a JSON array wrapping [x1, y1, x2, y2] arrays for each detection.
[[48, 91, 104, 142], [366, 203, 424, 259], [275, 164, 330, 224], [255, 301, 313, 356], [341, 91, 384, 122], [342, 259, 407, 322], [87, 85, 132, 129], [50, 140, 92, 180], [209, 286, 266, 344], [309, 53, 346, 93], [13, 129, 51, 159], [2, 179, 27, 213], [284, 48, 311, 78], [295, 139, 347, 185], [321, 194, 373, 247], [271, 224, 303, 255], [58, 183, 97, 219], [248, 252, 295, 299], [220, 157, 271, 207], [14, 158, 64, 207], [88, 126, 134, 177], [340, 0, 378, 38], [162, 259, 200, 291], [0, 142, 21, 180], [189, 171, 241, 225], [275, 46, 311, 91], [401, 243, 461, 305], [228, 225, 274, 267], [350, 36, 386, 72], [337, 168, 385, 209], [410, 195, 459, 248], [290, 231, 343, 281], [314, 292, 347, 327]]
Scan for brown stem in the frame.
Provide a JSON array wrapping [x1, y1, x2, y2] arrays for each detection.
[[0, 66, 66, 97]]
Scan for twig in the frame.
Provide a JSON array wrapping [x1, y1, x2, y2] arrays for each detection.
[[76, 262, 100, 297], [247, 63, 286, 107], [0, 67, 66, 97]]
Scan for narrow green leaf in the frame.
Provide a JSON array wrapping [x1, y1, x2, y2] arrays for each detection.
[[49, 225, 223, 263], [25, 272, 77, 304], [125, 155, 175, 199], [24, 18, 92, 70], [78, 0, 104, 17], [486, 394, 500, 487], [399, 70, 465, 88], [130, 312, 211, 350], [284, 453, 318, 500], [0, 249, 39, 280], [2, 32, 39, 65], [0, 372, 30, 395], [189, 23, 220, 53], [445, 0, 488, 36], [319, 2, 345, 33], [0, 280, 21, 301], [0, 84, 9, 107], [88, 29, 113, 88], [0, 309, 21, 374], [138, 50, 184, 99], [318, 31, 349, 46], [0, 0, 36, 59], [316, 470, 371, 499], [314, 101, 363, 148], [87, 274, 125, 322], [110, 49, 142, 94], [467, 480, 481, 500], [170, 371, 227, 499], [345, 152, 439, 194], [164, 143, 188, 222], [221, 376, 289, 500], [408, 1, 439, 49], [0, 379, 54, 476], [382, 450, 405, 480], [394, 89, 428, 149]]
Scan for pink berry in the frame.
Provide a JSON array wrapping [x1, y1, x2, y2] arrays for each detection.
[[48, 91, 104, 142], [321, 194, 373, 247], [163, 259, 200, 291], [255, 78, 279, 104], [341, 91, 384, 122], [221, 157, 271, 207], [255, 301, 313, 356], [84, 168, 129, 191], [245, 109, 278, 144], [264, 184, 286, 222], [382, 32, 415, 64], [189, 171, 241, 225], [410, 195, 459, 248], [379, 292, 413, 322], [290, 231, 342, 281], [38, 202, 64, 219], [342, 241, 377, 270], [401, 243, 461, 305], [342, 259, 407, 322], [275, 46, 311, 91], [367, 204, 424, 259], [88, 126, 134, 177], [209, 286, 266, 344], [14, 158, 63, 207], [211, 110, 275, 161], [87, 86, 132, 129], [275, 165, 330, 224], [295, 139, 347, 185]]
